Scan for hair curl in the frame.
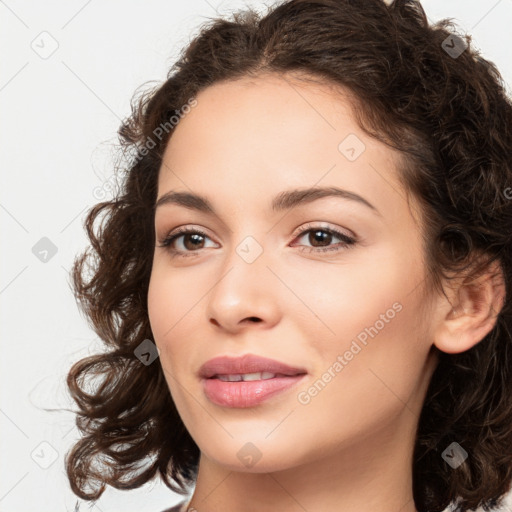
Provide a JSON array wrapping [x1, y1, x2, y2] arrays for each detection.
[[66, 1, 512, 510]]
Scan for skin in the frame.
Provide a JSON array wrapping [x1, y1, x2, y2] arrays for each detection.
[[147, 73, 505, 512]]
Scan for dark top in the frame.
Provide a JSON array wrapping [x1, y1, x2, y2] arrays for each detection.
[[161, 500, 189, 512]]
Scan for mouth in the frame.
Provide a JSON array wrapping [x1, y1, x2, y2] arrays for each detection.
[[202, 374, 307, 408], [199, 353, 307, 379], [199, 354, 308, 408], [209, 371, 303, 381]]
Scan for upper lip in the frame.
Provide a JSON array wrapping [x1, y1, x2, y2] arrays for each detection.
[[199, 354, 308, 379]]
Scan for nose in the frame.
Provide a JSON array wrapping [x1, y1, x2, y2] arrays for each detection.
[[205, 247, 281, 334]]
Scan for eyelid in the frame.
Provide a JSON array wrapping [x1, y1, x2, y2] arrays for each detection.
[[290, 221, 355, 241], [158, 224, 218, 247], [158, 224, 216, 241], [157, 221, 358, 258], [158, 222, 354, 243]]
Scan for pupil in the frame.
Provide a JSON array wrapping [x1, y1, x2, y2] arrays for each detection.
[[185, 234, 204, 250], [311, 230, 330, 247]]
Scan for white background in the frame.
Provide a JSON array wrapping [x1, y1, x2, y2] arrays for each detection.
[[1, 1, 512, 511]]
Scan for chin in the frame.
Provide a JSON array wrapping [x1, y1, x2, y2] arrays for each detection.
[[199, 437, 306, 473]]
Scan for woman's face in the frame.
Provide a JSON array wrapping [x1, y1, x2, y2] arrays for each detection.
[[148, 73, 440, 473]]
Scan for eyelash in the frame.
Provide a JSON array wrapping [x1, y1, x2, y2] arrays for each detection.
[[157, 223, 357, 258]]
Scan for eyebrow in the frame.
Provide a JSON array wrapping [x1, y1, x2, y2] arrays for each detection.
[[155, 186, 381, 217]]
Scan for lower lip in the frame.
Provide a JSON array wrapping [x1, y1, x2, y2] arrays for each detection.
[[202, 375, 307, 408]]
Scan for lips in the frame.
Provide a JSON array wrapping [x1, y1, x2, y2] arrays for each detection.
[[198, 353, 307, 379], [198, 354, 308, 408]]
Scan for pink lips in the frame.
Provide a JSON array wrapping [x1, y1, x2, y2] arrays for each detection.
[[199, 354, 307, 408]]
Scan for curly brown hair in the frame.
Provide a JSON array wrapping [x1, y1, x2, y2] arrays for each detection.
[[65, 0, 512, 510]]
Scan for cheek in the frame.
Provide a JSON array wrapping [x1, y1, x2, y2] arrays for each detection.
[[290, 241, 429, 400], [292, 298, 429, 456], [285, 241, 421, 347], [147, 261, 193, 340], [147, 269, 168, 341], [147, 268, 192, 408], [147, 263, 206, 375], [147, 265, 185, 365]]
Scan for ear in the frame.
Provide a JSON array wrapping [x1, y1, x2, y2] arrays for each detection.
[[433, 259, 506, 354]]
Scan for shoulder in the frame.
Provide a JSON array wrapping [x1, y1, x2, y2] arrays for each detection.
[[160, 501, 189, 512]]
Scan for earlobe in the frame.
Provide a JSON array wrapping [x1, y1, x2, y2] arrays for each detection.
[[433, 260, 506, 355]]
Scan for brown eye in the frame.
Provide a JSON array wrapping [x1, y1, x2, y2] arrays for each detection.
[[292, 225, 356, 253], [158, 228, 217, 257], [181, 232, 206, 250], [307, 229, 334, 247]]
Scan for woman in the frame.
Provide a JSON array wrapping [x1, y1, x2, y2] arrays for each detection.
[[66, 0, 512, 511]]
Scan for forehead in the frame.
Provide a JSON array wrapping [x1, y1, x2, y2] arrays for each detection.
[[156, 73, 418, 226], [166, 73, 360, 152]]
